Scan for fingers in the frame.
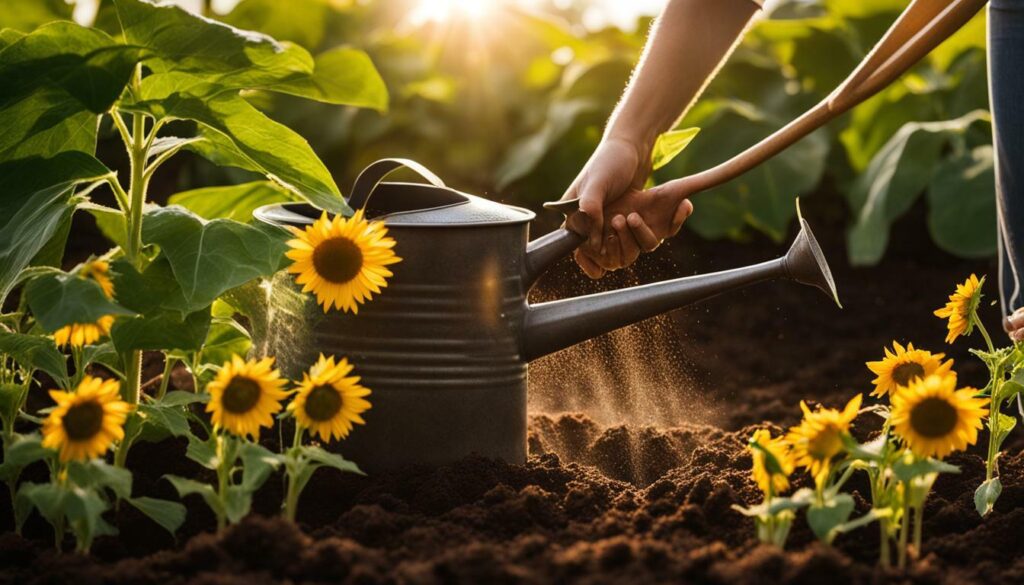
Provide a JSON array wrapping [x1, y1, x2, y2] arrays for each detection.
[[1005, 307, 1024, 340], [612, 215, 641, 267], [670, 199, 694, 236], [564, 210, 590, 237], [574, 249, 606, 280], [578, 187, 605, 252], [627, 212, 660, 252]]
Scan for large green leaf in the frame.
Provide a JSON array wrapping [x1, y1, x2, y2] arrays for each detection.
[[25, 272, 134, 333], [221, 0, 331, 49], [0, 0, 72, 33], [926, 145, 997, 259], [651, 128, 700, 171], [110, 308, 211, 353], [168, 181, 296, 222], [0, 153, 111, 303], [846, 110, 990, 265], [0, 331, 67, 384], [126, 496, 186, 535], [266, 46, 388, 111], [141, 206, 290, 310]]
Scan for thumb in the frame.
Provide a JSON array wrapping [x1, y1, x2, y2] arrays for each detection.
[[578, 185, 605, 252]]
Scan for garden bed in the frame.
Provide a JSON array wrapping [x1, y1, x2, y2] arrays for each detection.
[[1, 202, 1019, 585]]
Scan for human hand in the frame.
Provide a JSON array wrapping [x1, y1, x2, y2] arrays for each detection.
[[1005, 307, 1024, 342], [566, 177, 695, 278]]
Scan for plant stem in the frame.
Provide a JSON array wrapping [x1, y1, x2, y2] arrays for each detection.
[[976, 317, 995, 354], [879, 517, 890, 567], [912, 505, 923, 555], [155, 355, 176, 401], [283, 425, 304, 522], [898, 481, 909, 569], [215, 433, 230, 531]]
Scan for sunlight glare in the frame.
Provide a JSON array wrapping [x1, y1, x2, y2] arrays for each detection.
[[410, 0, 497, 25]]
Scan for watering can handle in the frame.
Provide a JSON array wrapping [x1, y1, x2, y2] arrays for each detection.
[[348, 158, 447, 210]]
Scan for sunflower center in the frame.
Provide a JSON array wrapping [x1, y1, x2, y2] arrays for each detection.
[[221, 376, 263, 414], [304, 384, 343, 421], [313, 237, 364, 284], [910, 397, 958, 438], [892, 362, 926, 386], [808, 427, 843, 460], [63, 401, 104, 441]]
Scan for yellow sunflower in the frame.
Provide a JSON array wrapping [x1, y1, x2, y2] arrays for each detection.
[[205, 355, 290, 439], [288, 353, 372, 442], [934, 274, 984, 344], [866, 341, 952, 399], [53, 260, 118, 348], [890, 374, 987, 459], [786, 394, 862, 486], [750, 429, 794, 497], [285, 210, 401, 314], [53, 316, 116, 348], [41, 376, 130, 462]]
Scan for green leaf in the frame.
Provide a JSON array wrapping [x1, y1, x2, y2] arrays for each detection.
[[496, 98, 600, 190], [81, 342, 121, 373], [806, 493, 855, 544], [198, 319, 252, 367], [221, 0, 330, 49], [111, 308, 211, 353], [0, 331, 67, 383], [0, 0, 72, 33], [86, 205, 128, 250], [990, 412, 1017, 452], [159, 390, 209, 407], [846, 110, 991, 265], [67, 459, 133, 500], [126, 496, 186, 535], [168, 181, 296, 223], [138, 403, 190, 438], [223, 485, 252, 524], [651, 128, 699, 171], [0, 153, 112, 304], [239, 441, 284, 492], [136, 92, 348, 214], [266, 46, 389, 111], [0, 434, 47, 481], [926, 145, 997, 258], [185, 434, 219, 470], [142, 206, 290, 310], [303, 445, 364, 475], [893, 457, 960, 482], [17, 481, 65, 524], [25, 272, 134, 332], [974, 477, 1001, 517], [165, 474, 224, 516]]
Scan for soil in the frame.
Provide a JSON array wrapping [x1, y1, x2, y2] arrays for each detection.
[[2, 196, 1022, 584]]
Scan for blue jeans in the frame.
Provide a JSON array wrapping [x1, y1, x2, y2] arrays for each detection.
[[990, 0, 1024, 315]]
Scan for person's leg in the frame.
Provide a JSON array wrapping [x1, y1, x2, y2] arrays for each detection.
[[989, 1, 1024, 339]]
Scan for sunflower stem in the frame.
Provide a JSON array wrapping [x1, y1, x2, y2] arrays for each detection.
[[283, 425, 304, 522], [912, 504, 924, 555], [975, 317, 995, 355], [155, 355, 176, 401], [215, 433, 230, 531], [898, 480, 910, 569]]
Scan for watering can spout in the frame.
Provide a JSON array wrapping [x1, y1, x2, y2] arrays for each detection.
[[520, 217, 839, 362]]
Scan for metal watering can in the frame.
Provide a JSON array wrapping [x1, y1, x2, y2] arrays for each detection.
[[253, 158, 836, 471], [251, 0, 985, 472]]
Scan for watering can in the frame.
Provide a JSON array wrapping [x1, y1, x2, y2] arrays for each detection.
[[252, 0, 986, 472]]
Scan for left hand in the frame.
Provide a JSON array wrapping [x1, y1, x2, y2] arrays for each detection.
[[1005, 307, 1024, 342]]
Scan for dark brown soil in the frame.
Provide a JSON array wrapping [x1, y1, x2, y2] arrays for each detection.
[[2, 197, 1021, 584]]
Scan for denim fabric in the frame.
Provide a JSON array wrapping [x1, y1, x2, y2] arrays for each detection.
[[989, 1, 1024, 314]]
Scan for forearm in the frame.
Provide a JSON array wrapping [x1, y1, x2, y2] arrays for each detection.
[[605, 0, 761, 150]]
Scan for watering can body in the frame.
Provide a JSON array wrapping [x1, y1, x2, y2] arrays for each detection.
[[253, 159, 838, 472]]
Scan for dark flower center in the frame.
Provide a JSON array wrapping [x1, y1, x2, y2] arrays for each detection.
[[63, 401, 104, 441], [222, 377, 262, 414], [910, 397, 958, 438], [313, 238, 363, 284], [304, 384, 343, 422], [892, 362, 926, 386]]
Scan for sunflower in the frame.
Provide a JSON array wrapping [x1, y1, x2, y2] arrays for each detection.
[[205, 355, 290, 439], [289, 353, 371, 442], [41, 376, 130, 462], [891, 374, 987, 459], [80, 259, 115, 298], [53, 316, 116, 348], [786, 394, 862, 486], [750, 429, 794, 497], [866, 342, 952, 399], [285, 210, 401, 314], [934, 274, 984, 344]]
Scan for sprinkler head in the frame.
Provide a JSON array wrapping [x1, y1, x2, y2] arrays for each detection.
[[783, 218, 841, 308]]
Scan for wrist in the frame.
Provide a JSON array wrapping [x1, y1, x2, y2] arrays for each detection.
[[603, 125, 655, 158]]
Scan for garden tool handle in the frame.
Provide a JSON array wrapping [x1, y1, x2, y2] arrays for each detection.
[[681, 0, 987, 196], [349, 158, 447, 210]]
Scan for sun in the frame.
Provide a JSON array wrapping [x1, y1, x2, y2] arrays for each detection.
[[410, 0, 497, 24]]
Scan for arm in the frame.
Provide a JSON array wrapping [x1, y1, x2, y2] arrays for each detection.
[[563, 0, 761, 278]]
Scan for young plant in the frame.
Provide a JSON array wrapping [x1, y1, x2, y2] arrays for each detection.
[[934, 274, 1023, 515], [166, 355, 289, 531], [281, 354, 369, 521], [16, 376, 184, 551], [732, 429, 799, 547]]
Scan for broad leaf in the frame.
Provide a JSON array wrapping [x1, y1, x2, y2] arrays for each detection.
[[159, 390, 209, 407], [138, 403, 190, 438], [221, 0, 330, 49], [67, 459, 133, 500], [111, 308, 211, 353], [25, 272, 134, 333], [0, 434, 48, 471], [81, 342, 121, 373], [165, 474, 224, 516], [926, 145, 997, 258], [223, 485, 252, 524], [168, 181, 296, 223], [239, 442, 284, 491], [266, 46, 388, 111], [185, 434, 219, 470], [304, 445, 364, 475], [0, 331, 67, 383], [142, 206, 290, 310], [806, 494, 855, 544], [0, 153, 112, 303], [0, 0, 72, 33], [126, 496, 186, 535], [975, 477, 1001, 517], [198, 319, 252, 367], [651, 128, 700, 171]]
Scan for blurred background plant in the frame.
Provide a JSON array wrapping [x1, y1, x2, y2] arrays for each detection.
[[4, 0, 993, 266]]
